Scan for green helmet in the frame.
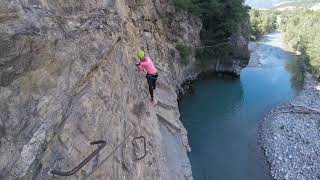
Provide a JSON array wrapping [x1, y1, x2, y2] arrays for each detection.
[[136, 50, 145, 60]]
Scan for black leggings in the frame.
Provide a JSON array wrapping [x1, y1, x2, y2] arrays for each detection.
[[146, 73, 158, 100]]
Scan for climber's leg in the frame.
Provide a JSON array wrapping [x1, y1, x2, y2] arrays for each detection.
[[152, 74, 158, 90], [146, 73, 158, 106], [147, 75, 154, 101]]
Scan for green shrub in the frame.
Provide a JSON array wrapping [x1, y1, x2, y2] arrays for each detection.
[[174, 0, 248, 61], [176, 44, 192, 65], [281, 9, 320, 79], [174, 0, 194, 11], [249, 9, 278, 36]]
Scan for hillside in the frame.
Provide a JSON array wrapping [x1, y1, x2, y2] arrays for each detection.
[[273, 0, 320, 10], [246, 0, 320, 9]]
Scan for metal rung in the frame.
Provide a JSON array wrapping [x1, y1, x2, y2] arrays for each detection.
[[50, 140, 106, 177], [132, 136, 147, 160]]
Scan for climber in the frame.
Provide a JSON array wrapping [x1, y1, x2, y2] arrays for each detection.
[[135, 49, 158, 106]]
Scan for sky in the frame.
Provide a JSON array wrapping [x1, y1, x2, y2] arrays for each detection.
[[245, 0, 292, 9]]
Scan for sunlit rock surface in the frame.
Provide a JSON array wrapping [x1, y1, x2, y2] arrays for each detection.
[[0, 1, 201, 179], [0, 0, 250, 179]]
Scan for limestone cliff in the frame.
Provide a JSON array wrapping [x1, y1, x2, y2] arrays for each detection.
[[0, 0, 249, 179], [0, 0, 201, 179], [215, 16, 251, 76]]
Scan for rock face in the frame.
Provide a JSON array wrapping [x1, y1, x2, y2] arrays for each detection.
[[0, 0, 201, 179], [214, 16, 251, 76], [0, 0, 250, 179]]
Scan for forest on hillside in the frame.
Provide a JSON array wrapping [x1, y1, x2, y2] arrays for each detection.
[[249, 9, 278, 39], [248, 8, 320, 79], [280, 10, 320, 79]]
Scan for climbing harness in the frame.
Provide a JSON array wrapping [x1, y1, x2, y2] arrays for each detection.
[[50, 140, 106, 177], [146, 73, 158, 80]]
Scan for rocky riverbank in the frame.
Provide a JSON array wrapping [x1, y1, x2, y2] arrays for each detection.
[[260, 65, 320, 180]]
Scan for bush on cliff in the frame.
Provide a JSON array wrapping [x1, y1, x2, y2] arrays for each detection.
[[175, 0, 248, 61], [176, 43, 192, 65]]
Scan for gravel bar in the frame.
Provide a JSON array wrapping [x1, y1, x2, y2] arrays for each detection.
[[260, 70, 320, 180]]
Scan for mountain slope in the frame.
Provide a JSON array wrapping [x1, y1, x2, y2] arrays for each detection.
[[273, 0, 320, 9], [246, 0, 320, 9]]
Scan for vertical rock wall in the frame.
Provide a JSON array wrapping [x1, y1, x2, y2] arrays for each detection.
[[215, 16, 251, 76], [0, 0, 202, 179], [0, 0, 250, 179]]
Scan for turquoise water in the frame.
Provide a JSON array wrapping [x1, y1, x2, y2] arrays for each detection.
[[179, 31, 304, 180]]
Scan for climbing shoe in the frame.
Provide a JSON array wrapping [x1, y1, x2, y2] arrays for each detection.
[[150, 99, 156, 106]]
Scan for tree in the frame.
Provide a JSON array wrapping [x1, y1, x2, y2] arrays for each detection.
[[175, 0, 248, 61]]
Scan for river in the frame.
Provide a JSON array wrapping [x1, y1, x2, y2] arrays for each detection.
[[179, 30, 304, 180]]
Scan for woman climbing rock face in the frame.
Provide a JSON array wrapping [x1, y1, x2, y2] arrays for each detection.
[[135, 50, 158, 106]]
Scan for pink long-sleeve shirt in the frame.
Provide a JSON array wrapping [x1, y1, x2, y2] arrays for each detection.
[[137, 56, 157, 74]]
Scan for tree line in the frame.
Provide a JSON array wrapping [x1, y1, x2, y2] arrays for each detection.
[[248, 8, 320, 79], [280, 9, 320, 79], [249, 9, 279, 40]]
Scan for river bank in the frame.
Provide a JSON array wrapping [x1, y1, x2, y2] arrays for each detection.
[[178, 30, 304, 180], [260, 61, 320, 179]]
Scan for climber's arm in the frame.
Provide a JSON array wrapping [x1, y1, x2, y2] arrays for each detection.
[[136, 61, 147, 71]]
